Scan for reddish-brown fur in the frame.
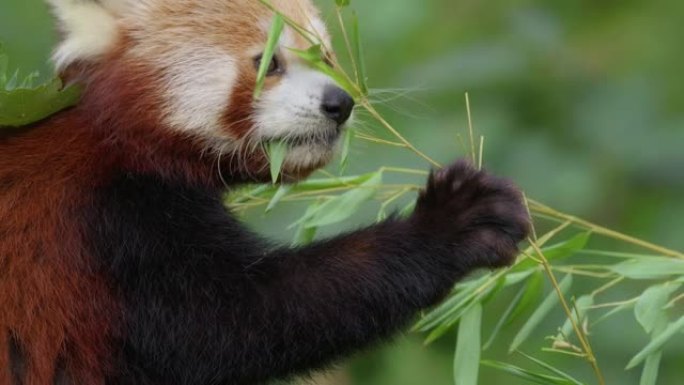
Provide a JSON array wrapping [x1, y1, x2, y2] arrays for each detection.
[[223, 62, 265, 139], [0, 114, 118, 385], [1, 1, 336, 383], [0, 46, 226, 385]]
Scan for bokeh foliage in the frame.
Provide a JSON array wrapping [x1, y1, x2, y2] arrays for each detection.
[[0, 48, 80, 127]]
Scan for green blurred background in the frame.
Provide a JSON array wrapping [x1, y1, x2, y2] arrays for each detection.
[[2, 0, 683, 384]]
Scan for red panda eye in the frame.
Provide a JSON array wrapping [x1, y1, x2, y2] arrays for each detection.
[[254, 54, 281, 76]]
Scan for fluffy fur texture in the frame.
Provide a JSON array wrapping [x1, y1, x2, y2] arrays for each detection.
[[52, 0, 340, 176], [47, 0, 121, 69], [0, 1, 530, 384]]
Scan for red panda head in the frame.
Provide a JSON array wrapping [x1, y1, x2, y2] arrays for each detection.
[[47, 0, 354, 182]]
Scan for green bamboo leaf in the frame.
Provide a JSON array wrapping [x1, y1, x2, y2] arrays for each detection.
[[503, 270, 535, 287], [454, 304, 482, 385], [423, 315, 465, 345], [627, 314, 684, 369], [292, 202, 321, 246], [304, 171, 382, 227], [293, 173, 377, 191], [518, 352, 585, 385], [265, 185, 292, 212], [259, 0, 318, 45], [592, 301, 634, 327], [481, 275, 507, 304], [414, 274, 491, 332], [514, 233, 591, 271], [1, 46, 81, 129], [640, 349, 663, 385], [483, 282, 527, 350], [290, 44, 324, 63], [19, 72, 39, 89], [611, 258, 684, 280], [242, 173, 379, 217], [289, 45, 359, 99], [293, 225, 317, 246], [335, 0, 350, 7], [350, 11, 368, 95], [254, 14, 284, 99], [481, 361, 575, 385], [266, 141, 288, 184], [227, 185, 274, 205], [543, 232, 591, 259], [509, 270, 544, 322], [559, 295, 594, 339], [0, 78, 81, 127], [414, 281, 479, 332], [339, 128, 353, 172], [577, 250, 664, 259], [423, 282, 497, 345], [635, 282, 681, 334], [5, 69, 19, 90], [399, 201, 416, 218], [509, 275, 573, 353], [639, 315, 668, 385]]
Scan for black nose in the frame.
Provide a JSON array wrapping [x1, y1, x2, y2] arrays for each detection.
[[321, 86, 355, 126]]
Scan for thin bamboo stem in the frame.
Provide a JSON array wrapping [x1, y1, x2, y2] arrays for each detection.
[[529, 199, 684, 259], [529, 239, 607, 385]]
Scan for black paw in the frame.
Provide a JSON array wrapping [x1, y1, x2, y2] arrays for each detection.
[[413, 159, 531, 268]]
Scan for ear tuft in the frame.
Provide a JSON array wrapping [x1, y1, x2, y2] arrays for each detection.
[[47, 0, 123, 70]]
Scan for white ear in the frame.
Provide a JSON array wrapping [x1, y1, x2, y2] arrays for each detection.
[[47, 0, 127, 69]]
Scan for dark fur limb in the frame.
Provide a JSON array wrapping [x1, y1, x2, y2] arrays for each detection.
[[92, 160, 528, 385]]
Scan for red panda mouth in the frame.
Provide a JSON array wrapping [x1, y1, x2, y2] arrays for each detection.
[[268, 128, 342, 148]]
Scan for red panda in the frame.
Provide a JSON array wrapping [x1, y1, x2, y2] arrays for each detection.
[[0, 1, 530, 384]]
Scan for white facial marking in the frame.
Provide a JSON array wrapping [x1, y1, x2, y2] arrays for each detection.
[[160, 47, 238, 142], [251, 14, 344, 170], [49, 0, 341, 173], [255, 62, 342, 169], [98, 0, 136, 15], [255, 64, 335, 139], [284, 144, 334, 171], [279, 29, 297, 51], [48, 0, 120, 69]]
